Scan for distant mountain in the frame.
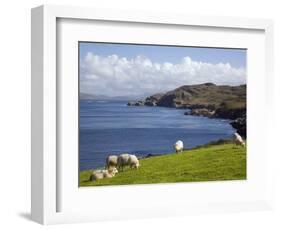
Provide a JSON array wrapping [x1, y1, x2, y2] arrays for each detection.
[[80, 92, 145, 101]]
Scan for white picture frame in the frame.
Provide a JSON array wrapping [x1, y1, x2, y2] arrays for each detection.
[[31, 4, 274, 225]]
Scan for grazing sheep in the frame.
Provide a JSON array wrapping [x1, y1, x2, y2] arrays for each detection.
[[173, 140, 184, 153], [233, 132, 245, 147], [128, 154, 140, 169], [117, 153, 130, 171], [89, 167, 118, 181], [117, 154, 140, 170], [106, 155, 118, 169]]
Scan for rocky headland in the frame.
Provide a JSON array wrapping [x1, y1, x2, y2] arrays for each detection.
[[127, 83, 246, 137]]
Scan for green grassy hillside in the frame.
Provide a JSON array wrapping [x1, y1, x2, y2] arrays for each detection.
[[79, 143, 246, 187], [147, 83, 246, 109]]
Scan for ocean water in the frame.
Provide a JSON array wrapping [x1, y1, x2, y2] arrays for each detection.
[[79, 100, 235, 171]]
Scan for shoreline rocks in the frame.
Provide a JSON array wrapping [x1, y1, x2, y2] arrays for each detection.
[[183, 106, 246, 137], [127, 100, 145, 106], [184, 108, 215, 118], [144, 101, 157, 106]]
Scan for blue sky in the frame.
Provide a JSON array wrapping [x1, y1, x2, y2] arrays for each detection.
[[79, 42, 247, 97], [80, 42, 246, 69]]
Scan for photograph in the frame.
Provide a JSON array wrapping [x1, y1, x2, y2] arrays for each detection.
[[78, 42, 247, 186]]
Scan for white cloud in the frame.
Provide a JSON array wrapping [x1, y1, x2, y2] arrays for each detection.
[[80, 52, 246, 98]]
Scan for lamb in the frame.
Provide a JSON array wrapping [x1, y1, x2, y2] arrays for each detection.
[[103, 167, 118, 178], [117, 154, 140, 170], [106, 155, 118, 169], [89, 167, 118, 181], [89, 170, 104, 181], [173, 140, 184, 153], [233, 132, 245, 147]]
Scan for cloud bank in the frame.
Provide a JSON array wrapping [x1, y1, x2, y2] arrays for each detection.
[[80, 52, 246, 98]]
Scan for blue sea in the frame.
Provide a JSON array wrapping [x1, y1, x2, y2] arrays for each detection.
[[79, 100, 235, 171]]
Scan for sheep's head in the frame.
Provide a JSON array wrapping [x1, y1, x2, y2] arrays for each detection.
[[132, 162, 140, 169], [108, 167, 118, 175]]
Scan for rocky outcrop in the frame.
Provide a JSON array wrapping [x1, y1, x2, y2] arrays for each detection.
[[213, 106, 245, 120], [144, 93, 164, 106], [127, 100, 145, 106], [212, 102, 246, 137], [185, 106, 246, 137], [127, 102, 134, 106], [144, 101, 157, 106], [127, 93, 164, 107]]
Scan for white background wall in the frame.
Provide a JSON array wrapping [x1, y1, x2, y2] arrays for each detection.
[[0, 0, 280, 229]]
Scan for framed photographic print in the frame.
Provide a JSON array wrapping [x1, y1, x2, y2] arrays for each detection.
[[78, 42, 247, 187], [31, 5, 274, 224]]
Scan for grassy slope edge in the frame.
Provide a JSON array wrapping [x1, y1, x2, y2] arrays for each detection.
[[79, 143, 246, 187]]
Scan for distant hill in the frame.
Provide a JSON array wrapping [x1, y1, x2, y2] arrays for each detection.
[[146, 83, 246, 110], [80, 92, 144, 101]]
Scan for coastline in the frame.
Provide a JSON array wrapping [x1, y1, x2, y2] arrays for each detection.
[[127, 83, 246, 137], [128, 101, 246, 137], [80, 99, 235, 171]]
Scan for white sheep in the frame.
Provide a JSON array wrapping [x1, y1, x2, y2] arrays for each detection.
[[89, 167, 118, 181], [103, 167, 118, 178], [233, 133, 245, 147], [117, 153, 130, 171], [117, 154, 140, 170], [173, 140, 184, 153], [89, 170, 104, 181], [128, 154, 140, 169], [106, 155, 118, 169]]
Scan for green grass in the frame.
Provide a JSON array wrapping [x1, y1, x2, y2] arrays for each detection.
[[79, 143, 246, 187]]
